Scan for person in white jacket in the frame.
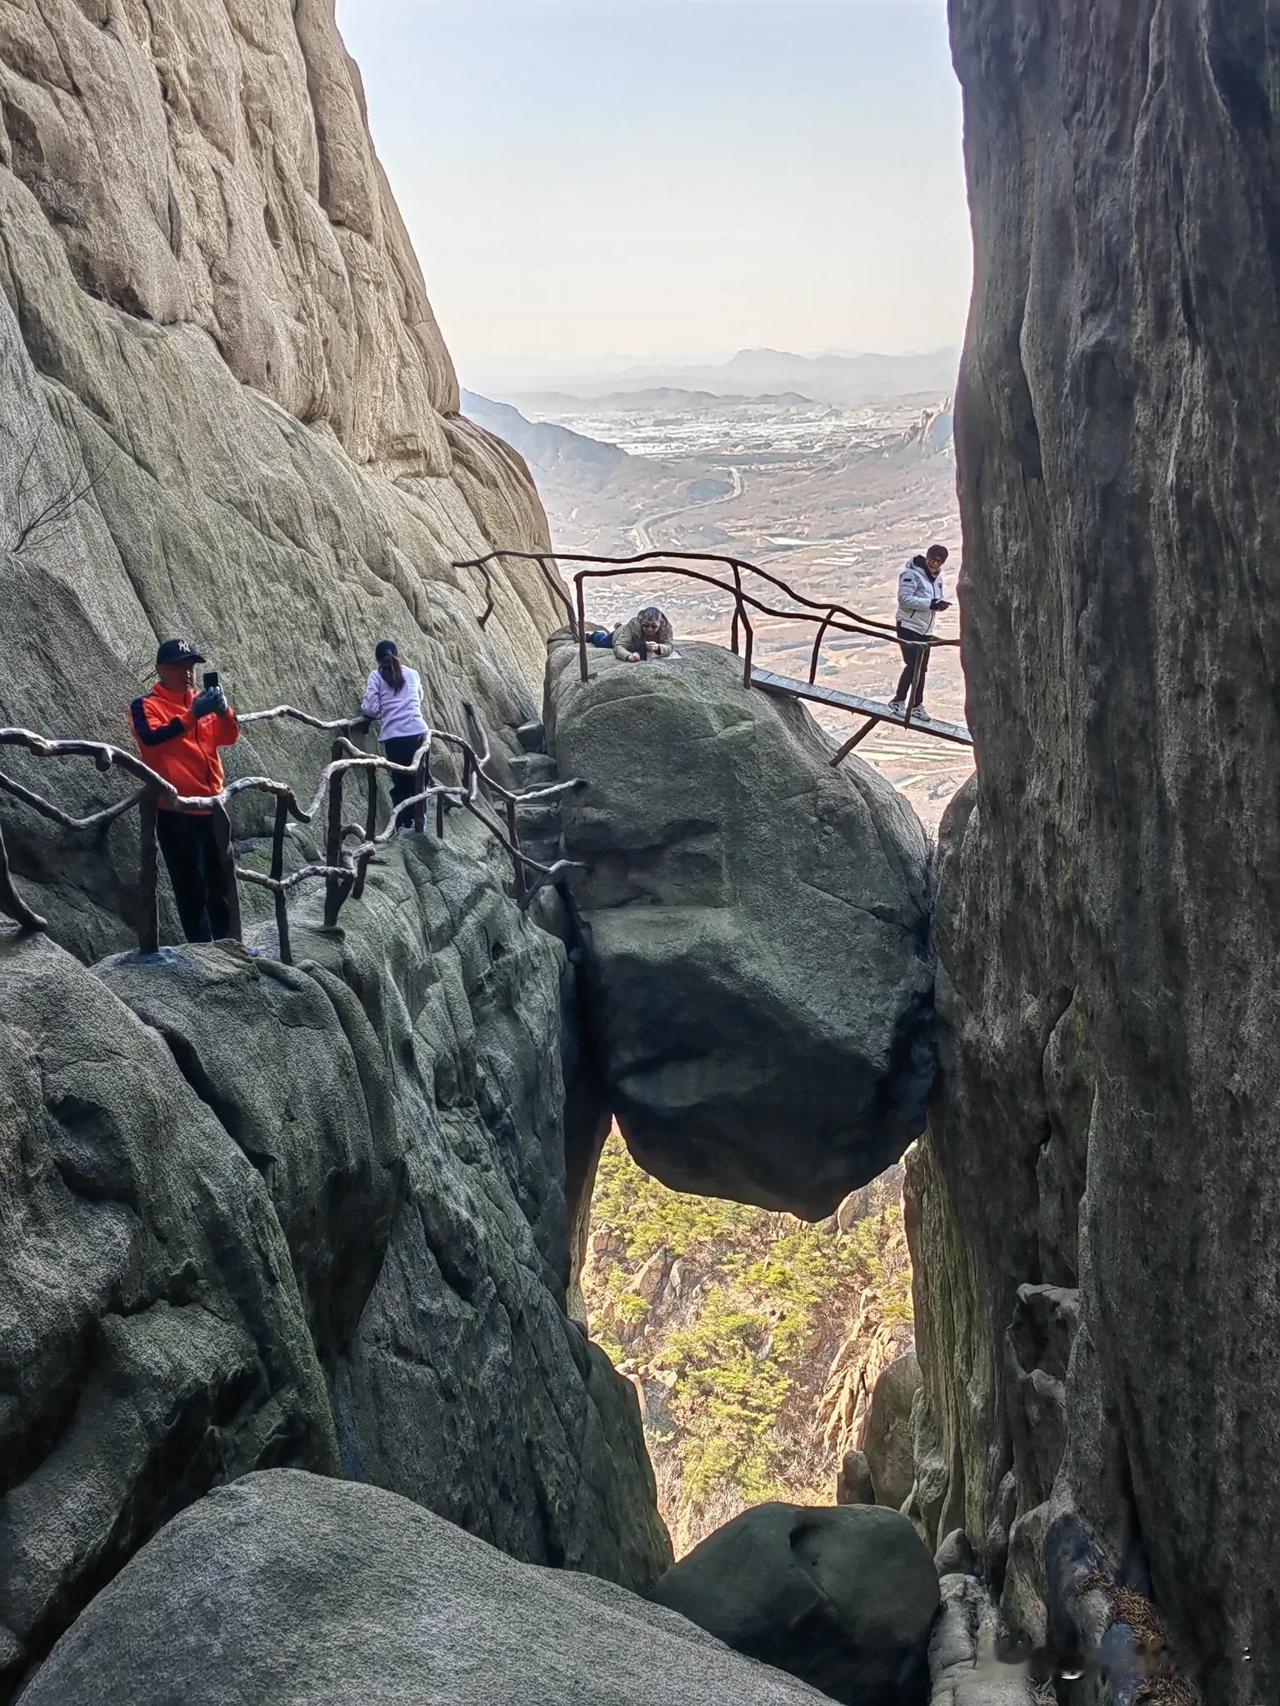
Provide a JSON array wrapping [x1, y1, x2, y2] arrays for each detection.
[[360, 639, 430, 830], [889, 545, 951, 718]]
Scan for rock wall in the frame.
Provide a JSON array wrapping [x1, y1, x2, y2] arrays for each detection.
[[0, 830, 669, 1696], [912, 5, 1280, 1703], [0, 6, 672, 1699], [0, 0, 558, 957]]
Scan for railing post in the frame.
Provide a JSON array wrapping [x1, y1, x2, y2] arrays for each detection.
[[135, 792, 160, 952], [436, 790, 446, 839], [462, 749, 474, 799], [576, 573, 589, 681], [270, 795, 292, 964], [364, 768, 379, 842], [740, 601, 754, 689], [506, 798, 527, 906], [730, 563, 742, 655], [324, 744, 346, 928], [351, 767, 377, 902], [414, 746, 429, 832], [209, 801, 243, 943], [809, 612, 834, 685], [0, 818, 48, 933]]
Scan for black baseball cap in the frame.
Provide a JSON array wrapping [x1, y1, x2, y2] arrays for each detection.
[[155, 637, 206, 667]]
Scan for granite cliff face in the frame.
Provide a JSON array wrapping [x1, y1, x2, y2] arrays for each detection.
[[0, 801, 669, 1698], [0, 4, 671, 1698], [0, 0, 557, 957], [909, 4, 1280, 1702]]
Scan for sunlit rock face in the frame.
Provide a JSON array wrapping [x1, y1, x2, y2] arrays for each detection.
[[546, 636, 934, 1220], [0, 0, 558, 957], [910, 4, 1280, 1702]]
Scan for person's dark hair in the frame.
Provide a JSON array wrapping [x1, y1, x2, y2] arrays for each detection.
[[926, 545, 949, 565], [376, 638, 405, 692]]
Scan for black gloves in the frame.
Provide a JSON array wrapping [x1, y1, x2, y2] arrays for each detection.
[[191, 686, 227, 720]]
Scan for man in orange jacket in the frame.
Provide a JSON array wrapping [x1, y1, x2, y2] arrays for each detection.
[[131, 637, 241, 942]]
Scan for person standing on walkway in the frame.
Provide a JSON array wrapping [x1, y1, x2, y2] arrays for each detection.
[[361, 639, 430, 830], [130, 637, 240, 942], [889, 545, 951, 720]]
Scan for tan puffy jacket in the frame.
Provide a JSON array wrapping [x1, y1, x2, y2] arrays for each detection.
[[612, 613, 674, 660]]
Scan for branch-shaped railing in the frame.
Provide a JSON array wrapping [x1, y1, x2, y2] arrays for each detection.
[[0, 706, 585, 960], [453, 547, 959, 727]]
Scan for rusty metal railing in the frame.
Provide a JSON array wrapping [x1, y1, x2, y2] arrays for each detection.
[[452, 547, 959, 730], [0, 705, 585, 959]]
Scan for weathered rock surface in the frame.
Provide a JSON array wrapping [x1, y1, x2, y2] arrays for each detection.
[[860, 1348, 922, 1511], [545, 637, 934, 1217], [928, 1576, 1036, 1705], [0, 822, 669, 1695], [933, 1531, 977, 1580], [837, 1449, 876, 1507], [0, 0, 557, 959], [650, 1501, 940, 1705], [23, 1471, 825, 1706], [912, 4, 1280, 1703]]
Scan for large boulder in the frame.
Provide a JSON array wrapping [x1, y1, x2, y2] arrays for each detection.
[[649, 1501, 940, 1705], [0, 822, 668, 1694], [545, 638, 934, 1217], [22, 1471, 826, 1706], [860, 1349, 923, 1510]]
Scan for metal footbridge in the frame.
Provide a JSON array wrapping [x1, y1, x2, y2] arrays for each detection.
[[454, 547, 973, 764]]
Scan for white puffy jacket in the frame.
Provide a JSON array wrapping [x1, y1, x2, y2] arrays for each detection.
[[896, 557, 945, 636]]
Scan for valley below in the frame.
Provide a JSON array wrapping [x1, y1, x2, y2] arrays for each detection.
[[465, 382, 970, 826]]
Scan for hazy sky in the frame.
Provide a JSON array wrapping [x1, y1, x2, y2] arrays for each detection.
[[335, 0, 971, 373]]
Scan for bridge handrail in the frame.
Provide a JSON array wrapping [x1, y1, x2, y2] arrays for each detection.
[[0, 705, 585, 959], [451, 547, 958, 702]]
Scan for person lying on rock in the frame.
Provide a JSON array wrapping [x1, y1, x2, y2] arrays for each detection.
[[889, 544, 950, 721], [613, 606, 674, 662], [130, 637, 240, 943], [360, 639, 430, 832]]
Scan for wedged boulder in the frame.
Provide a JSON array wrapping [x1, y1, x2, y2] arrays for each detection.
[[23, 1471, 826, 1706], [649, 1501, 940, 1705], [545, 637, 934, 1217], [861, 1348, 923, 1510]]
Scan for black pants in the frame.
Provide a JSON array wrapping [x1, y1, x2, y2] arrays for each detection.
[[895, 626, 932, 706], [383, 736, 430, 828], [155, 811, 231, 943]]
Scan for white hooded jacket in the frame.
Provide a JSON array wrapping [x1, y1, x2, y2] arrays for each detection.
[[896, 556, 945, 636]]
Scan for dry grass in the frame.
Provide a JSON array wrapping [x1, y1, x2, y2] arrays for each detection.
[[1078, 1570, 1200, 1705]]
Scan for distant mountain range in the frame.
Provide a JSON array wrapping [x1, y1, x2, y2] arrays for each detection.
[[459, 391, 630, 484], [466, 347, 959, 410], [510, 387, 819, 415]]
